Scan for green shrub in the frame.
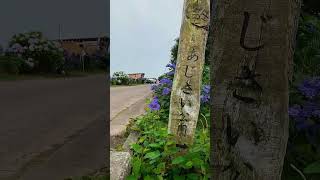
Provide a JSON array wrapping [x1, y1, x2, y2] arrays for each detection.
[[7, 31, 64, 74], [112, 71, 130, 85], [293, 13, 320, 79], [283, 12, 320, 180], [127, 109, 210, 180], [0, 56, 24, 74]]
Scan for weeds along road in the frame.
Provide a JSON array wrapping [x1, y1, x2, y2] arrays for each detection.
[[0, 75, 107, 180]]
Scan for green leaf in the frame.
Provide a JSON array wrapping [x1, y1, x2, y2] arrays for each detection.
[[165, 140, 175, 146], [138, 136, 146, 143], [304, 161, 320, 174], [132, 157, 142, 176], [126, 175, 138, 180], [144, 151, 161, 160], [131, 144, 143, 153], [148, 143, 161, 148], [172, 156, 186, 165], [144, 175, 154, 180], [154, 162, 166, 174], [157, 175, 164, 180], [186, 173, 200, 180], [173, 175, 185, 180], [191, 158, 203, 168], [190, 146, 202, 153], [184, 161, 193, 169]]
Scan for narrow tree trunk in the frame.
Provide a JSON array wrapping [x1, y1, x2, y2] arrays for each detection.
[[208, 0, 301, 179], [168, 0, 210, 146]]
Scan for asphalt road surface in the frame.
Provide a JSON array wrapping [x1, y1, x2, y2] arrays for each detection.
[[0, 75, 107, 180], [110, 85, 151, 121], [109, 85, 151, 147]]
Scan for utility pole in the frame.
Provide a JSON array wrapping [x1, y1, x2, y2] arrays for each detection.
[[58, 24, 62, 42], [80, 44, 86, 72]]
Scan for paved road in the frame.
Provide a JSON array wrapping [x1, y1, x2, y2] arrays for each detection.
[[110, 85, 152, 148], [0, 75, 107, 180], [110, 85, 152, 121]]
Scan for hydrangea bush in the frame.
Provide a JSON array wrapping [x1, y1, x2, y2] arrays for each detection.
[[149, 63, 210, 114], [289, 77, 320, 146], [284, 77, 320, 179], [6, 31, 64, 73], [129, 62, 211, 179]]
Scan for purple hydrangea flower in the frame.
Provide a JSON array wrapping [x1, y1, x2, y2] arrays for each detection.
[[166, 63, 176, 70], [159, 78, 173, 86], [298, 86, 318, 99], [298, 77, 320, 99], [148, 97, 160, 111], [200, 85, 210, 104], [289, 104, 301, 117], [151, 84, 159, 91], [203, 85, 210, 94], [166, 70, 175, 76], [162, 87, 171, 95], [303, 102, 319, 115], [201, 95, 210, 103], [313, 110, 320, 118], [289, 102, 320, 132]]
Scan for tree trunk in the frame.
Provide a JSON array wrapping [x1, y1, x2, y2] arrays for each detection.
[[208, 0, 301, 179], [168, 0, 210, 146]]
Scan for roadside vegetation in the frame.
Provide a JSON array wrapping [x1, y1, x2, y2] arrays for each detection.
[[283, 12, 320, 180], [0, 31, 108, 80]]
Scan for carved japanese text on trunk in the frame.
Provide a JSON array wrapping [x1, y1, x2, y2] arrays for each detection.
[[209, 0, 301, 179]]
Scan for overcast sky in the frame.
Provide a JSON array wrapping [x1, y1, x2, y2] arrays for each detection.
[[110, 0, 184, 78], [0, 0, 109, 47]]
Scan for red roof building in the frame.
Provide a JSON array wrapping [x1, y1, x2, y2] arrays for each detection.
[[128, 73, 145, 80]]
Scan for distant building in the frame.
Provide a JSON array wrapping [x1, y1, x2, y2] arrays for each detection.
[[54, 36, 109, 56], [128, 73, 145, 80]]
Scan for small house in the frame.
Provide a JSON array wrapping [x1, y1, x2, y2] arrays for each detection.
[[128, 73, 145, 80]]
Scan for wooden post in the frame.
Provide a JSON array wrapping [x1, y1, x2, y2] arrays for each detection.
[[168, 0, 210, 146]]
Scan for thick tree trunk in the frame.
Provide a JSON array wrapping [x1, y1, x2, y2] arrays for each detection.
[[168, 0, 210, 146], [208, 0, 301, 179]]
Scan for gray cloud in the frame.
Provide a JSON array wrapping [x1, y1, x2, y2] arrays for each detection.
[[110, 0, 183, 78], [0, 0, 109, 47]]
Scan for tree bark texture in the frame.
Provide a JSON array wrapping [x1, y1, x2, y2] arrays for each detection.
[[208, 0, 301, 179], [168, 0, 210, 146]]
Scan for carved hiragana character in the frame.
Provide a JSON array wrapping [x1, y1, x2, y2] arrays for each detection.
[[240, 12, 265, 51], [187, 48, 199, 62], [182, 80, 193, 94], [185, 65, 195, 78]]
